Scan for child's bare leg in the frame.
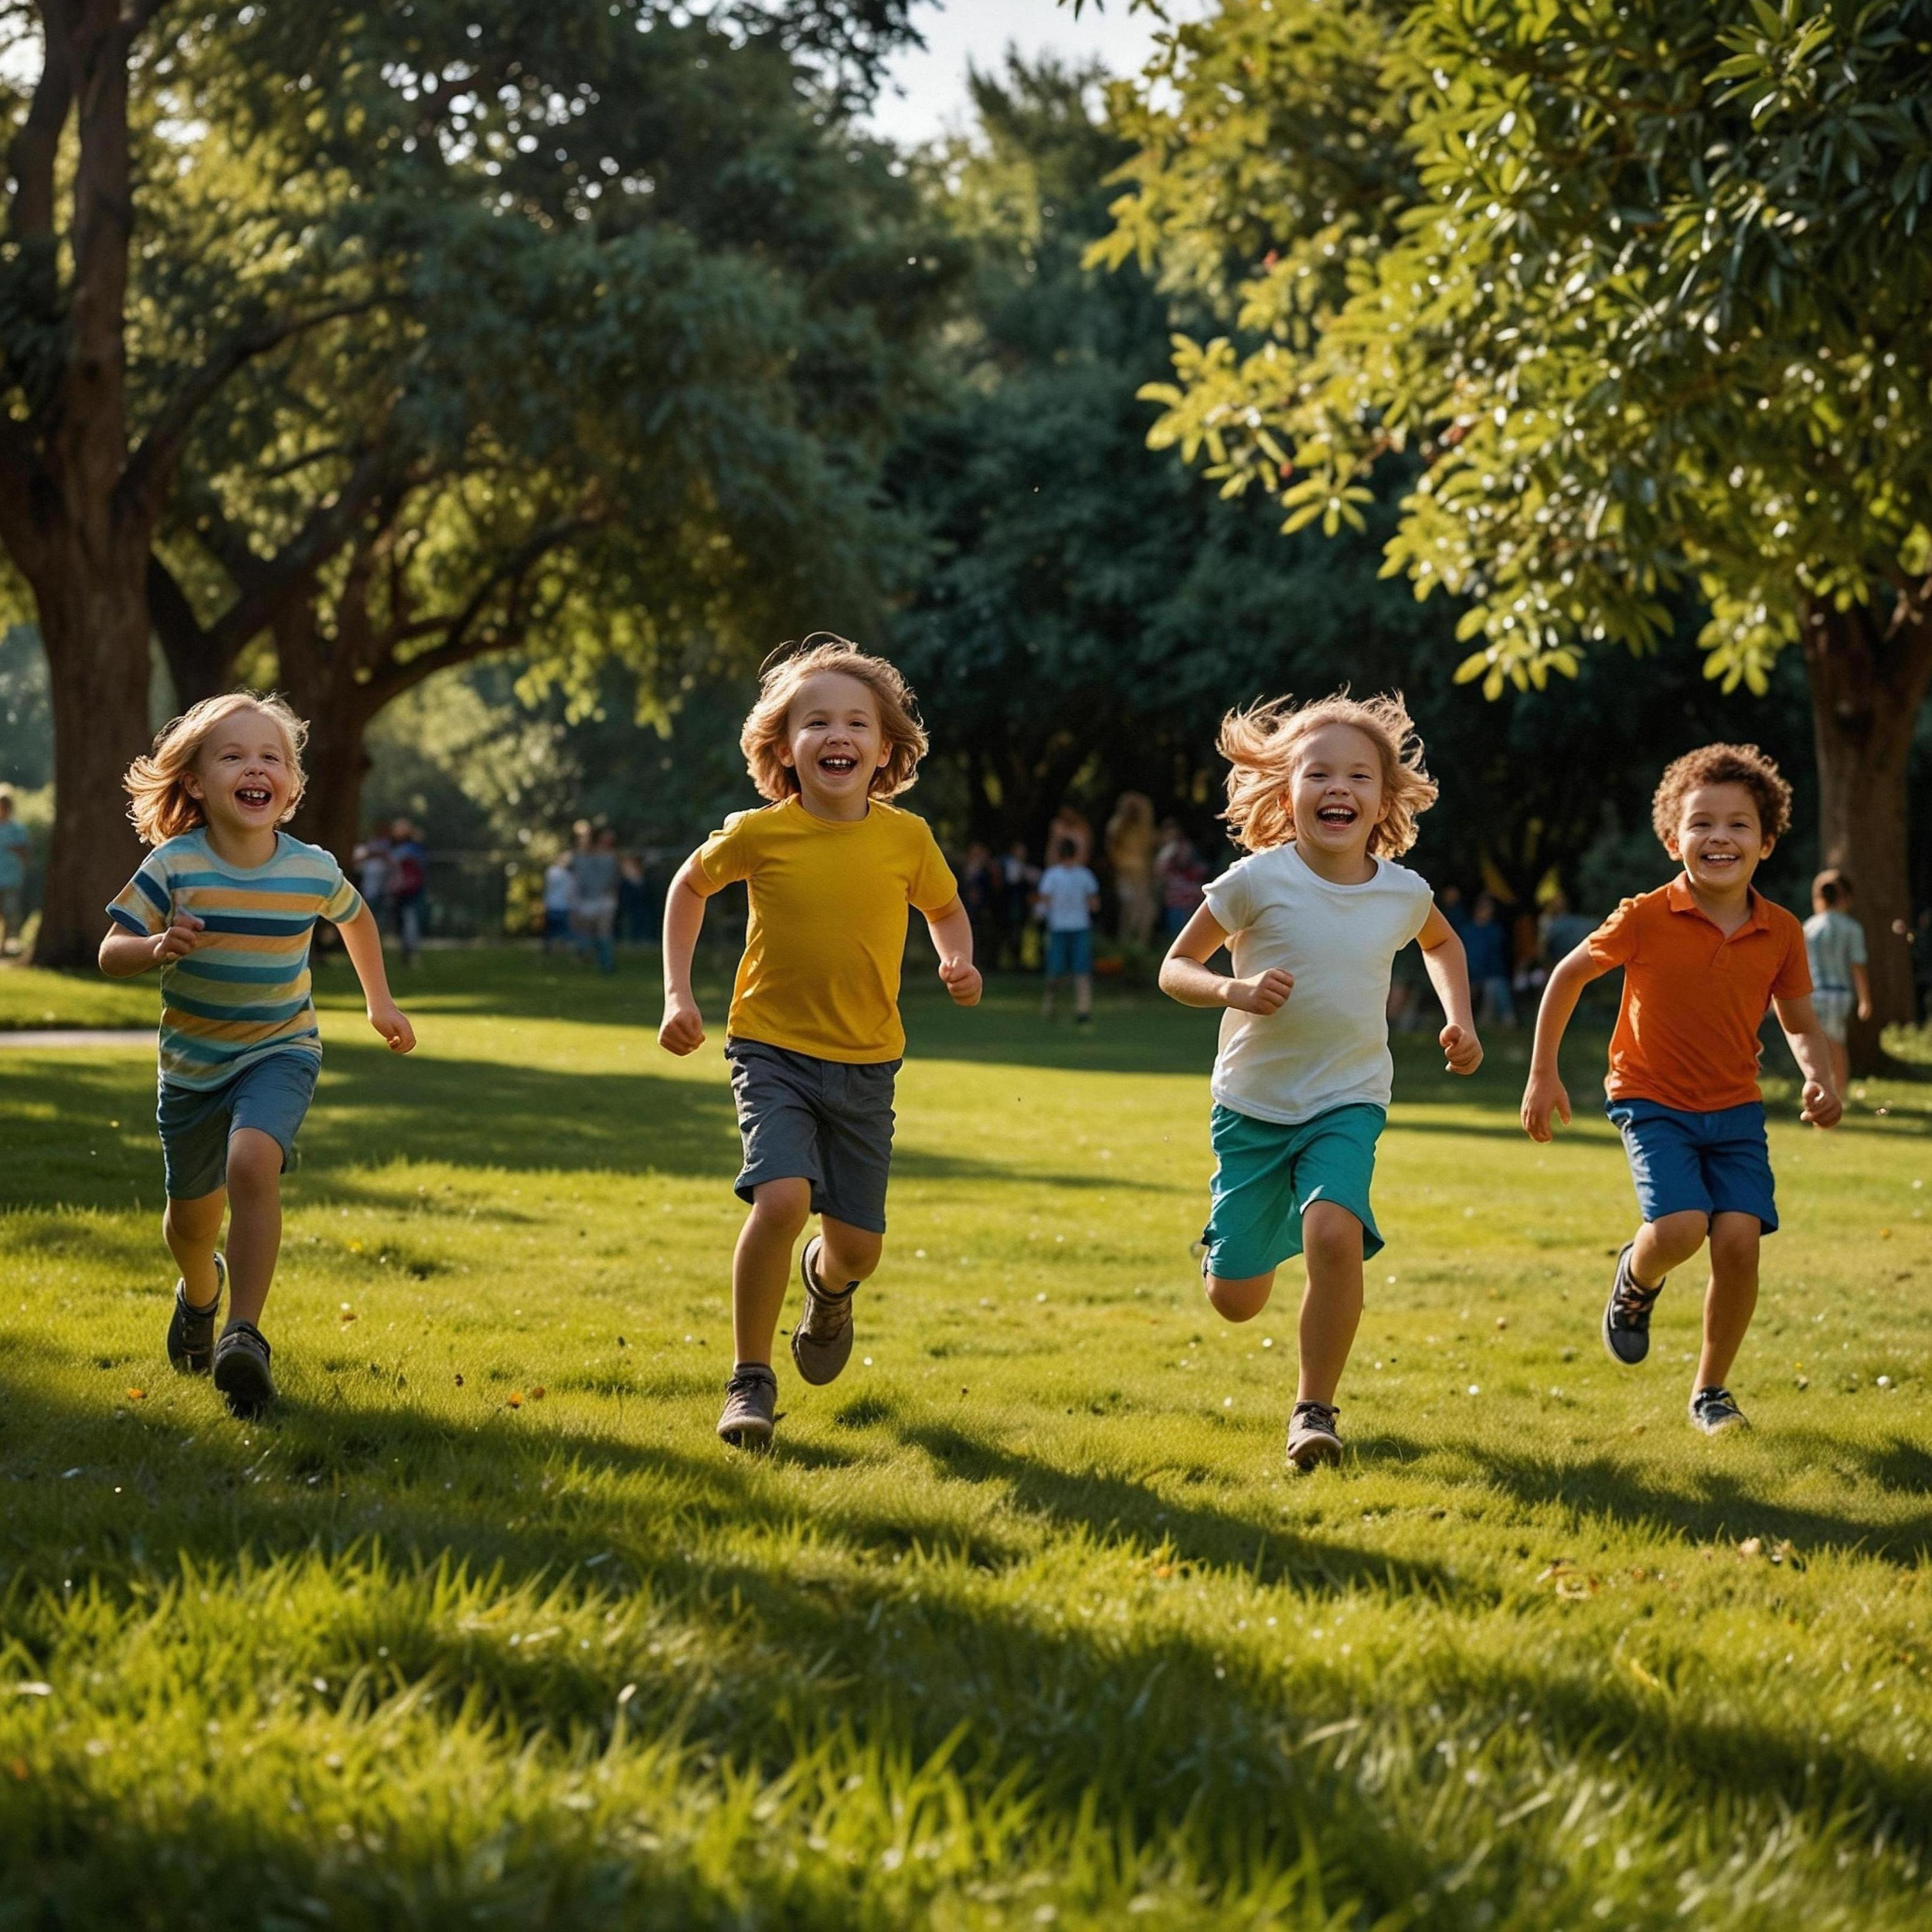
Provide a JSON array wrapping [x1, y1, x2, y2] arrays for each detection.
[[1073, 973, 1092, 1019], [222, 1129, 285, 1331], [1042, 973, 1056, 1018], [817, 1214, 883, 1291], [1206, 1267, 1276, 1324], [732, 1178, 811, 1366], [1695, 1211, 1760, 1390], [1828, 1038, 1849, 1098], [165, 1189, 226, 1308], [1294, 1200, 1364, 1406], [1631, 1209, 1709, 1288]]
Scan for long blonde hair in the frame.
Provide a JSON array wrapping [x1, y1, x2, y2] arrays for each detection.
[[740, 634, 928, 803], [1219, 690, 1437, 856], [124, 692, 308, 846]]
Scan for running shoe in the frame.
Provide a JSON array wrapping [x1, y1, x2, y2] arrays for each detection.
[[1689, 1386, 1750, 1434], [165, 1252, 226, 1375], [790, 1236, 856, 1386], [1286, 1400, 1342, 1471], [717, 1363, 779, 1448], [1602, 1242, 1663, 1366]]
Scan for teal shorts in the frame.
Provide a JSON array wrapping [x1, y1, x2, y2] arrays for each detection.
[[1202, 1101, 1386, 1279]]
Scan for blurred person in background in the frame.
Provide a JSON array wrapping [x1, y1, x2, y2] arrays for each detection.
[[543, 847, 576, 952], [352, 820, 393, 937], [389, 818, 428, 966], [1155, 822, 1207, 940], [570, 821, 619, 974], [1465, 892, 1515, 1027], [0, 787, 29, 956], [619, 849, 650, 944], [960, 842, 999, 967], [1048, 801, 1092, 869], [1107, 791, 1158, 946], [1001, 839, 1037, 969]]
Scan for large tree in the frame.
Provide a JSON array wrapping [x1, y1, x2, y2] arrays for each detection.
[[1099, 0, 1932, 1059], [0, 0, 925, 964]]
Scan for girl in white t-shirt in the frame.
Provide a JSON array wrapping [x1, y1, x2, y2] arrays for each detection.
[[1158, 692, 1482, 1470]]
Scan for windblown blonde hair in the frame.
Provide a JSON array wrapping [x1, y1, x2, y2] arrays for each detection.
[[124, 691, 308, 846], [1219, 690, 1437, 856], [741, 634, 928, 802]]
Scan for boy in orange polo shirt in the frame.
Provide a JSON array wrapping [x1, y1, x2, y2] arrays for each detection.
[[1521, 744, 1839, 1434]]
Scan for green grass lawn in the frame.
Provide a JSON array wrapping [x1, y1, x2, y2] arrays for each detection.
[[3, 948, 1930, 1927]]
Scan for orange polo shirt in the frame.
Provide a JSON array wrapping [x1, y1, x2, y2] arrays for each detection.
[[1585, 877, 1811, 1113]]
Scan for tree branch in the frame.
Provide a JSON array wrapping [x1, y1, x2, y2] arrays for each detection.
[[117, 298, 380, 526], [147, 549, 225, 709], [7, 8, 71, 243]]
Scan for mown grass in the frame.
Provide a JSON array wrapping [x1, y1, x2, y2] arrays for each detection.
[[3, 948, 1930, 1927]]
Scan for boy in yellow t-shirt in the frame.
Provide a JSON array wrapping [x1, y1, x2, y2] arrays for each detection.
[[658, 635, 982, 1447]]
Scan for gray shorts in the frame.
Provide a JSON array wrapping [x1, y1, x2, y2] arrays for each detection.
[[158, 1050, 319, 1200], [726, 1039, 899, 1233], [1813, 988, 1854, 1043]]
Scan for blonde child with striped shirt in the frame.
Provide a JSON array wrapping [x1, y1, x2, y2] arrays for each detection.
[[100, 692, 414, 1416]]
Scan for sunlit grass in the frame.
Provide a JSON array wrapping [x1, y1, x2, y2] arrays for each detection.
[[3, 950, 1930, 1925]]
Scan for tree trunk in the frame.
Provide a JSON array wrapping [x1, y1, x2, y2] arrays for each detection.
[[33, 560, 152, 967], [288, 691, 379, 868], [1802, 599, 1932, 1075]]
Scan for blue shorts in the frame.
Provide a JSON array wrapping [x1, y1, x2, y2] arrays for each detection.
[[1045, 928, 1094, 978], [158, 1051, 319, 1201], [1607, 1096, 1777, 1234], [1202, 1102, 1386, 1279]]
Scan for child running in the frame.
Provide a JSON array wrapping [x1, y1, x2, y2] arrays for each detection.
[[1159, 692, 1482, 1471], [657, 636, 981, 1449], [1522, 744, 1838, 1434], [99, 693, 415, 1417], [1803, 869, 1871, 1102]]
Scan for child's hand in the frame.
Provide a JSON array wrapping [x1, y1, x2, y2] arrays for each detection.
[[1520, 1068, 1571, 1141], [1225, 968, 1294, 1015], [939, 957, 982, 1007], [658, 995, 706, 1056], [369, 1001, 416, 1053], [1857, 998, 1873, 1022], [152, 913, 205, 963], [1801, 1080, 1842, 1129], [1440, 1022, 1483, 1076]]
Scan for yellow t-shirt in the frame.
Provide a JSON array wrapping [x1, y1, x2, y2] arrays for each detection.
[[696, 796, 959, 1063]]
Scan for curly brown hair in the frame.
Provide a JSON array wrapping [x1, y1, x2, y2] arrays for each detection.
[[740, 634, 928, 803], [1650, 743, 1792, 850], [1219, 690, 1438, 856]]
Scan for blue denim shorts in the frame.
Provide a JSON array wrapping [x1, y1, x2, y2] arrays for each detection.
[[1045, 928, 1094, 978], [1607, 1096, 1777, 1233], [158, 1051, 319, 1200], [1202, 1101, 1386, 1280]]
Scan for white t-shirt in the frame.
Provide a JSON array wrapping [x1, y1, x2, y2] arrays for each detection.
[[1803, 908, 1866, 991], [1202, 841, 1434, 1125], [1037, 864, 1099, 932], [543, 859, 576, 912]]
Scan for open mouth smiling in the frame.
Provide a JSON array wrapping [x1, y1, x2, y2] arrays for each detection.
[[818, 755, 859, 776], [1315, 804, 1359, 827], [235, 785, 274, 809]]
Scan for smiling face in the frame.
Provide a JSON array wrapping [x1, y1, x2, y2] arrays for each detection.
[[781, 669, 890, 818], [182, 705, 297, 836], [1288, 721, 1389, 866], [1665, 781, 1771, 894]]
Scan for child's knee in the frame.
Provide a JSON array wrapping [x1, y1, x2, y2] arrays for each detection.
[[224, 1131, 284, 1196], [749, 1179, 812, 1236], [1301, 1202, 1363, 1270], [1708, 1213, 1760, 1271], [821, 1219, 883, 1281], [1206, 1271, 1273, 1321], [1645, 1209, 1709, 1255]]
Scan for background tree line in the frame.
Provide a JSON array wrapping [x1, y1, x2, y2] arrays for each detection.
[[4, 1, 1930, 1031]]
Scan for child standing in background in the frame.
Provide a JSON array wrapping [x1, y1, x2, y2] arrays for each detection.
[[100, 693, 415, 1417], [1160, 692, 1482, 1471], [1035, 837, 1100, 1026], [658, 636, 981, 1450], [1522, 745, 1837, 1434], [1803, 869, 1871, 1100]]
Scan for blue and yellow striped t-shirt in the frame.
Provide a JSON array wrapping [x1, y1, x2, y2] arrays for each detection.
[[107, 829, 364, 1090]]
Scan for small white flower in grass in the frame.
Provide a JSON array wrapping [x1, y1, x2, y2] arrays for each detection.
[[1386, 1274, 1396, 1284], [1223, 1396, 1233, 1408], [862, 1356, 874, 1366], [1036, 1292, 1047, 1303], [1878, 1375, 1893, 1389], [1261, 1337, 1274, 1349], [1467, 1384, 1481, 1396], [1463, 1206, 1475, 1218], [915, 1248, 927, 1258], [617, 1683, 637, 1705]]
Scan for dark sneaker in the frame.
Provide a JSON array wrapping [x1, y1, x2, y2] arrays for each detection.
[[166, 1253, 226, 1374], [1602, 1243, 1664, 1366], [716, 1363, 778, 1448], [790, 1236, 856, 1387], [1286, 1400, 1342, 1471], [212, 1321, 276, 1417], [1689, 1386, 1750, 1435]]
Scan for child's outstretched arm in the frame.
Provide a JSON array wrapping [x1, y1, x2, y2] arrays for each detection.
[[1521, 943, 1604, 1139], [1852, 959, 1873, 1023], [99, 913, 202, 976], [658, 855, 713, 1054], [1158, 905, 1291, 1013], [1772, 993, 1843, 1128], [335, 904, 416, 1051], [1415, 905, 1483, 1074], [924, 896, 982, 1006]]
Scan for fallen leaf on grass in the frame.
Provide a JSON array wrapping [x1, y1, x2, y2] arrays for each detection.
[[507, 1393, 523, 1409], [529, 1386, 546, 1401], [125, 1388, 144, 1401]]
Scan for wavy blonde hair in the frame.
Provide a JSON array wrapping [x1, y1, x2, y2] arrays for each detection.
[[1219, 690, 1437, 856], [741, 634, 928, 803], [124, 691, 308, 846]]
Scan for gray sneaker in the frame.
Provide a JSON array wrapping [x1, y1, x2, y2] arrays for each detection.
[[790, 1236, 856, 1387], [1286, 1400, 1342, 1471], [166, 1252, 226, 1374], [212, 1320, 275, 1417], [716, 1363, 778, 1448], [1602, 1243, 1664, 1366], [1689, 1386, 1750, 1434]]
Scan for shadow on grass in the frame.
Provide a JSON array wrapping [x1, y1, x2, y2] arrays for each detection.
[[5, 1339, 1932, 1923]]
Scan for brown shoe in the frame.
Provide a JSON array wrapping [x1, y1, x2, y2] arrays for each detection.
[[716, 1363, 778, 1449], [1286, 1400, 1342, 1471], [790, 1236, 856, 1387]]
